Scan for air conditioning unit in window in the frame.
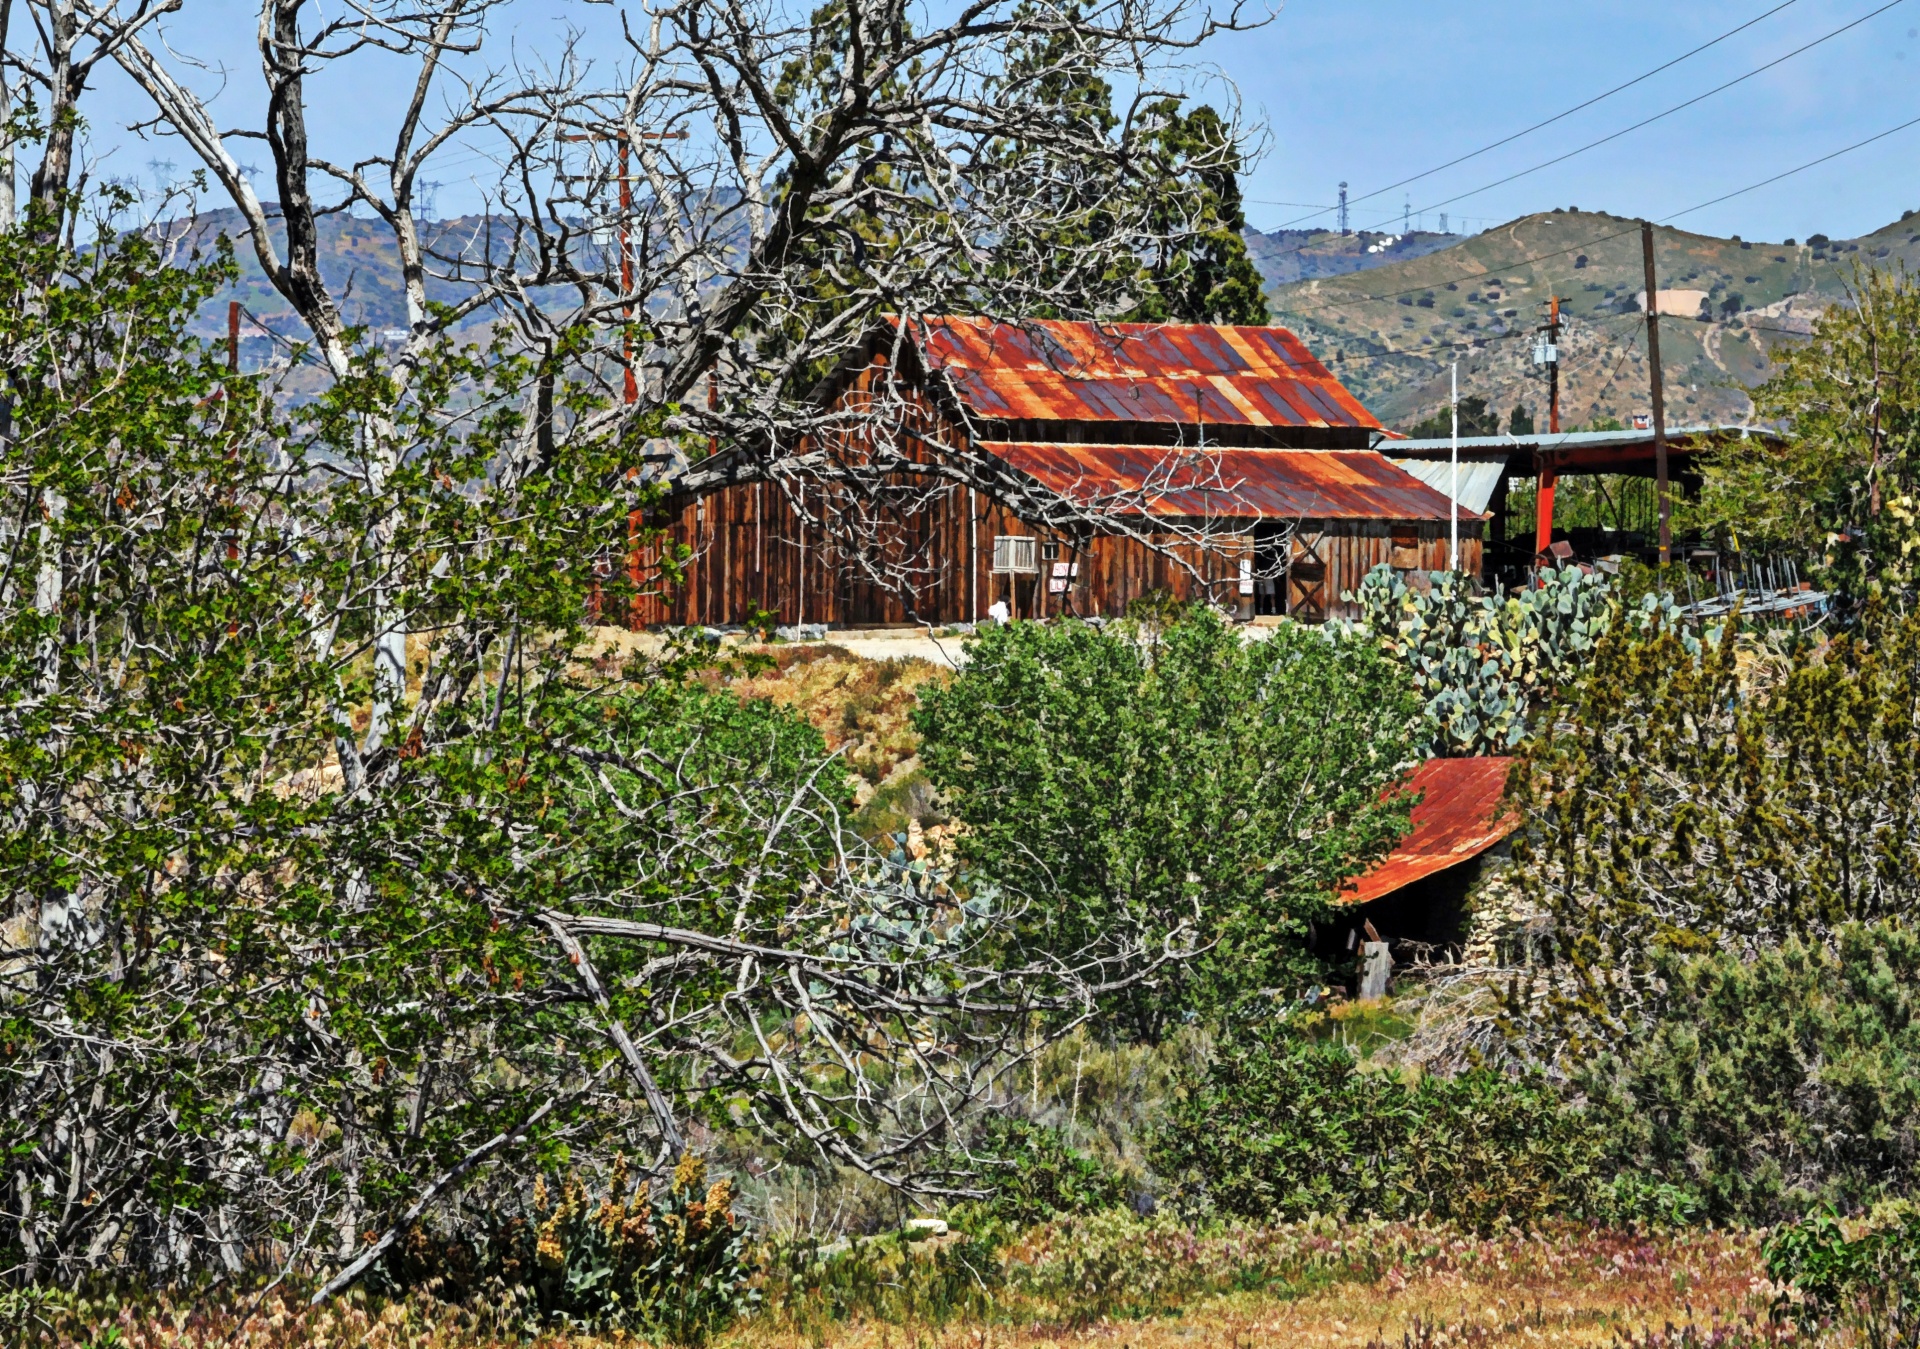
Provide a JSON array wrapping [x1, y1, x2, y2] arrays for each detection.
[[991, 535, 1039, 574]]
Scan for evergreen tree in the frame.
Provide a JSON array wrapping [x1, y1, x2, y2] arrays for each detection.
[[1129, 101, 1269, 325], [1406, 395, 1500, 439], [1691, 265, 1920, 598]]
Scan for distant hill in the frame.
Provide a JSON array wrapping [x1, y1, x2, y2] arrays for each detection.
[[1262, 208, 1920, 433], [175, 203, 1920, 431]]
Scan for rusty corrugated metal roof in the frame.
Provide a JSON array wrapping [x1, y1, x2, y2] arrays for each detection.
[[984, 444, 1480, 522], [1340, 757, 1517, 905], [899, 317, 1383, 431]]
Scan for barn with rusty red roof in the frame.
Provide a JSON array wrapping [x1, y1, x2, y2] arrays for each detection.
[[631, 317, 1483, 628]]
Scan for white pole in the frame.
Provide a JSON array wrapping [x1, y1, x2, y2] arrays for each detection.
[[1449, 363, 1459, 571]]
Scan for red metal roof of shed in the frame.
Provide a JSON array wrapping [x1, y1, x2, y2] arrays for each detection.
[[900, 317, 1383, 431], [984, 444, 1479, 522], [1340, 757, 1518, 905]]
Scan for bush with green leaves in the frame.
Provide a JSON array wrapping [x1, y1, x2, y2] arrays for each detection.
[[1507, 607, 1920, 1059], [379, 1153, 753, 1341], [1766, 1207, 1920, 1348], [916, 606, 1420, 1039], [1579, 925, 1920, 1224], [966, 1117, 1129, 1225], [1149, 1023, 1600, 1231]]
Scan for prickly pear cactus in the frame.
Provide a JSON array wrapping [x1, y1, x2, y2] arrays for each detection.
[[1343, 563, 1618, 756]]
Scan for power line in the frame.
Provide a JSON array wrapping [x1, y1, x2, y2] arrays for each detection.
[[1264, 0, 1810, 233], [1409, 0, 1910, 219], [1311, 100, 1920, 311], [1664, 110, 1920, 222]]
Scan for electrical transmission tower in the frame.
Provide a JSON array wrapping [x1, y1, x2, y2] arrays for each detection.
[[417, 180, 443, 221], [147, 158, 175, 195]]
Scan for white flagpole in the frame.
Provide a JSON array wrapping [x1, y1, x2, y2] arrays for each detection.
[[1449, 363, 1459, 571]]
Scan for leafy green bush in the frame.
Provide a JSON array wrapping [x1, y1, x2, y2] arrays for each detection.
[[1507, 609, 1920, 1050], [968, 1117, 1129, 1224], [1766, 1208, 1920, 1348], [1581, 925, 1920, 1224], [916, 606, 1419, 1038], [1149, 1023, 1600, 1231]]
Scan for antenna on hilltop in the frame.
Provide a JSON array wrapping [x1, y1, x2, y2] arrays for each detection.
[[1440, 211, 1449, 234], [1402, 194, 1411, 235], [1337, 182, 1349, 236]]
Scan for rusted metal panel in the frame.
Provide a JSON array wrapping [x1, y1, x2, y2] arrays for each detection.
[[1340, 757, 1518, 905], [984, 444, 1480, 523], [903, 317, 1383, 432]]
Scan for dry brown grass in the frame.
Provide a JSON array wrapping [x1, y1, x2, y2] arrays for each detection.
[[720, 645, 948, 805], [12, 1225, 1798, 1348], [732, 1225, 1787, 1349]]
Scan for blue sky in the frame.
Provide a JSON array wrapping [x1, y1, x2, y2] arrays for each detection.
[[71, 0, 1920, 242], [1227, 0, 1920, 241]]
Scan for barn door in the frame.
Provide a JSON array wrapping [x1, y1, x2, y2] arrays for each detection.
[[1287, 527, 1329, 622]]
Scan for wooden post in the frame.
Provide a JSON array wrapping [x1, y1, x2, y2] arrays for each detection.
[[1534, 460, 1557, 560], [1642, 220, 1672, 565], [1359, 941, 1392, 1001]]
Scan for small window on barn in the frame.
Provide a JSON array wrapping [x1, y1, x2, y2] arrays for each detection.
[[992, 535, 1039, 574], [1040, 540, 1061, 562], [1390, 528, 1421, 570]]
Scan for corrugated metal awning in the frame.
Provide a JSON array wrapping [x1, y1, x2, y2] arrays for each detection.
[[1340, 757, 1518, 905], [1389, 455, 1507, 514], [984, 443, 1480, 522]]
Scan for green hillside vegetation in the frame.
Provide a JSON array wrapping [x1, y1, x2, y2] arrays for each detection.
[[1264, 207, 1920, 432]]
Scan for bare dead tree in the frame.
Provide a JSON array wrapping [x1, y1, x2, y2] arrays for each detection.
[[92, 0, 1268, 630]]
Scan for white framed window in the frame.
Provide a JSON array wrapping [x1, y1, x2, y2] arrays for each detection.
[[991, 535, 1039, 574]]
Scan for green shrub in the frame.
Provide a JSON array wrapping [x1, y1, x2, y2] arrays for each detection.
[[916, 606, 1419, 1039], [1766, 1208, 1920, 1348], [1149, 1023, 1599, 1231], [968, 1117, 1128, 1224], [1582, 925, 1920, 1224]]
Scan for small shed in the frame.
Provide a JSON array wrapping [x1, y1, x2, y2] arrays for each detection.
[[1332, 756, 1518, 956]]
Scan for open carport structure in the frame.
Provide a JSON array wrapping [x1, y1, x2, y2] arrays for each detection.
[[1380, 424, 1784, 584]]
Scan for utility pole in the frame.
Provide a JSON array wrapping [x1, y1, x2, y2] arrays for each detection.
[[1449, 362, 1459, 571], [560, 128, 687, 407], [1532, 296, 1563, 560], [1640, 219, 1672, 565], [1338, 182, 1349, 236]]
